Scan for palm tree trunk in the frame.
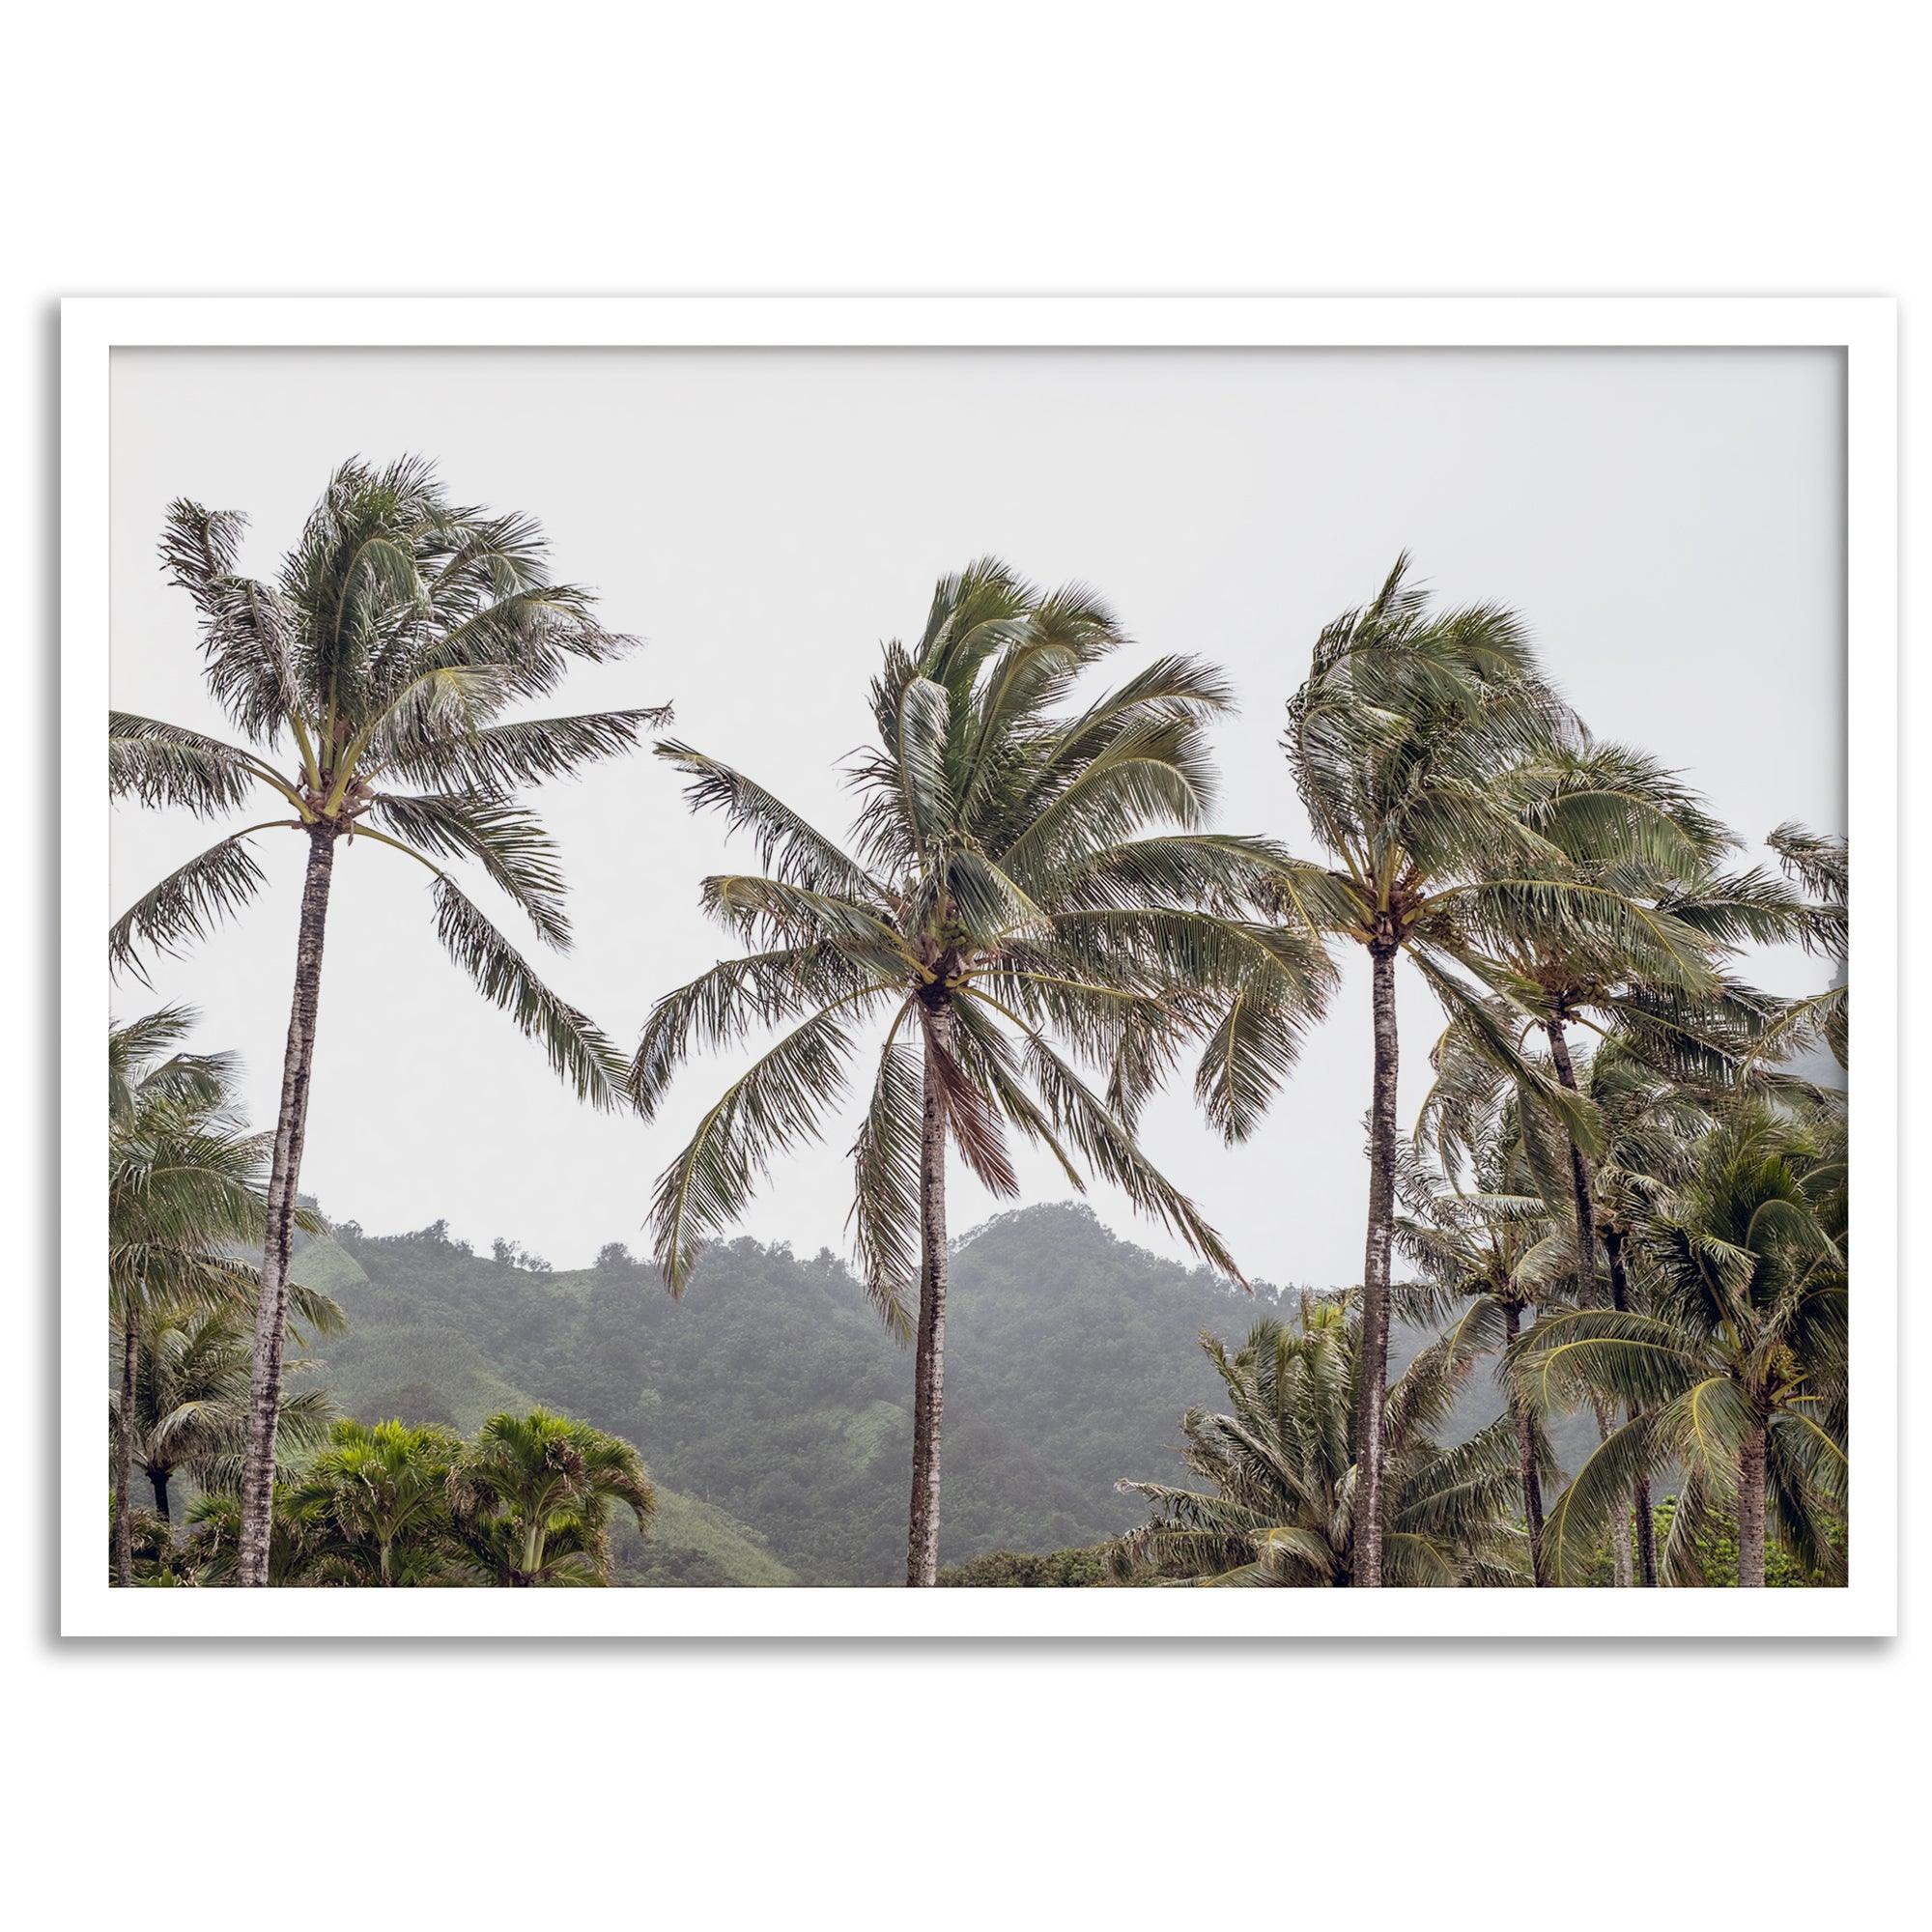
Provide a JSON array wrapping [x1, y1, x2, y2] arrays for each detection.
[[1545, 1016, 1647, 1588], [1543, 1019, 1603, 1297], [1603, 1227, 1658, 1587], [1736, 1420, 1769, 1587], [1353, 942, 1400, 1590], [905, 1000, 953, 1587], [237, 824, 337, 1588], [112, 1320, 138, 1586], [149, 1463, 172, 1522], [1502, 1303, 1547, 1585]]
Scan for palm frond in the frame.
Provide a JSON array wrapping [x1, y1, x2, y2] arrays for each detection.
[[429, 875, 626, 1109], [109, 829, 278, 985]]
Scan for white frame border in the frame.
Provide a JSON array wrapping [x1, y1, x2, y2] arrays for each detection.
[[62, 297, 1899, 1638]]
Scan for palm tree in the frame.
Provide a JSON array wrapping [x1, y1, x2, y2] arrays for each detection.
[[447, 1409, 656, 1585], [109, 457, 664, 1585], [284, 1418, 468, 1586], [108, 1009, 291, 1585], [633, 558, 1330, 1582], [1395, 1116, 1569, 1582], [1463, 748, 1839, 1583], [1114, 1300, 1530, 1586], [115, 1302, 339, 1521], [1247, 555, 1580, 1584], [1521, 1103, 1847, 1586]]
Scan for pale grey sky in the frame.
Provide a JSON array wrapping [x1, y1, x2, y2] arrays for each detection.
[[109, 347, 1846, 1286]]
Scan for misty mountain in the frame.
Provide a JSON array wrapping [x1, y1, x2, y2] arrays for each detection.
[[296, 1200, 1590, 1585]]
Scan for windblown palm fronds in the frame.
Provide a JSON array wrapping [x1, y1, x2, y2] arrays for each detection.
[[1227, 554, 1582, 1583], [637, 557, 1333, 1581], [1115, 1299, 1531, 1587], [1517, 1103, 1848, 1586]]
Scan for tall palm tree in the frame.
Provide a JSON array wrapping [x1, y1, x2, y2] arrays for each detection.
[[109, 457, 664, 1585], [447, 1409, 656, 1586], [1247, 555, 1580, 1584], [1521, 1103, 1847, 1586], [633, 559, 1329, 1583], [1114, 1301, 1529, 1586], [108, 1009, 293, 1585]]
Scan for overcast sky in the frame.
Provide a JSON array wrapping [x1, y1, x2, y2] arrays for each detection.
[[109, 346, 1846, 1288]]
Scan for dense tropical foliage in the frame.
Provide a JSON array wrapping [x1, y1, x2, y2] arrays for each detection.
[[108, 468, 1851, 1591]]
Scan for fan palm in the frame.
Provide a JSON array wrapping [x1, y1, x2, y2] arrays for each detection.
[[1115, 1299, 1530, 1586], [108, 1009, 301, 1584], [634, 558, 1330, 1582], [447, 1408, 656, 1586], [109, 457, 663, 1585], [1520, 1103, 1847, 1585], [1242, 554, 1588, 1583]]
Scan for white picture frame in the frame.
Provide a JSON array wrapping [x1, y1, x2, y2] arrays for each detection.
[[64, 296, 1898, 1638]]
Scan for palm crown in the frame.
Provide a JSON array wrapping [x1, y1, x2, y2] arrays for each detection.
[[110, 455, 661, 1100], [1115, 1301, 1530, 1587], [447, 1408, 657, 1586], [636, 556, 1328, 1312]]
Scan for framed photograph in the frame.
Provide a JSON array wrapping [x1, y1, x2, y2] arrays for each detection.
[[65, 296, 1896, 1637]]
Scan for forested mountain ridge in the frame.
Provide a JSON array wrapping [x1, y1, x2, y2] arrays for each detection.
[[293, 1202, 1586, 1584]]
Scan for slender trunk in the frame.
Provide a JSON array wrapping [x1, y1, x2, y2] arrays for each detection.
[[1604, 1227, 1658, 1587], [905, 1000, 953, 1587], [1353, 943, 1399, 1590], [1502, 1304, 1547, 1585], [112, 1321, 138, 1586], [149, 1463, 172, 1522], [237, 824, 337, 1588], [1546, 1016, 1645, 1588], [1543, 1019, 1603, 1299], [1736, 1418, 1768, 1588]]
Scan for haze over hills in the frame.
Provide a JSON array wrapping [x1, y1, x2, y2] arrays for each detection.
[[293, 1200, 1592, 1585]]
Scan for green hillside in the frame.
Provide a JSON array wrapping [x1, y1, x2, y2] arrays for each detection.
[[294, 1202, 1592, 1585], [290, 1236, 796, 1588]]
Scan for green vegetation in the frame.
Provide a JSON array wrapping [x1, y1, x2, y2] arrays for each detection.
[[1115, 1299, 1529, 1586], [107, 472, 1851, 1592], [254, 1201, 1594, 1584], [107, 1010, 342, 1583], [156, 1409, 654, 1588], [938, 1547, 1113, 1587], [634, 558, 1326, 1581], [110, 460, 664, 1583]]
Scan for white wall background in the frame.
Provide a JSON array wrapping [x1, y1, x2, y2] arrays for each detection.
[[10, 5, 1920, 1927]]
